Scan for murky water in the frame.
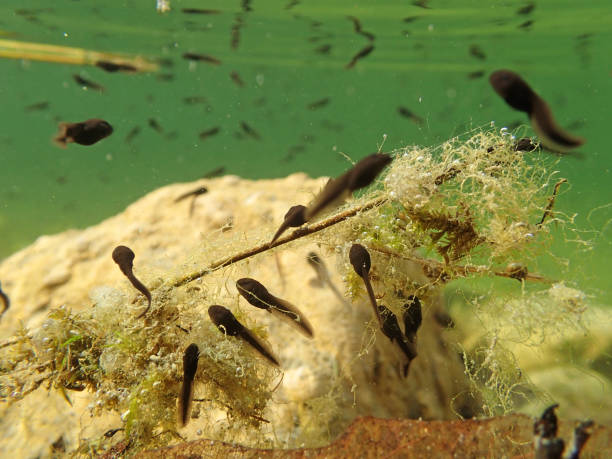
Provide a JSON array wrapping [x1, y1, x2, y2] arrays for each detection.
[[1, 0, 611, 301]]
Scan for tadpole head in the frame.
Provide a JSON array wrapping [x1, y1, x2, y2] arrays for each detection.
[[489, 69, 535, 114], [349, 243, 371, 278], [112, 245, 135, 270], [347, 153, 392, 191], [183, 343, 200, 380], [283, 205, 307, 227], [208, 305, 242, 336], [534, 403, 559, 438], [236, 278, 271, 310]]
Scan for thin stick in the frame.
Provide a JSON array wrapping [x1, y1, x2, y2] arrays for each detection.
[[537, 179, 567, 227], [172, 196, 387, 288], [369, 246, 553, 283]]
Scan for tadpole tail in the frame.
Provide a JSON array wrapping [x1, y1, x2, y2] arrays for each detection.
[[178, 378, 195, 426], [362, 275, 381, 325], [128, 274, 152, 318], [238, 328, 280, 367], [271, 219, 292, 243], [270, 299, 314, 338], [530, 96, 585, 153]]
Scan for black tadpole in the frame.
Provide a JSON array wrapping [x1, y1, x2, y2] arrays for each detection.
[[270, 204, 307, 243], [567, 420, 594, 459], [378, 305, 417, 377], [303, 153, 391, 223], [403, 295, 422, 342], [178, 343, 199, 427], [489, 70, 585, 153], [236, 278, 314, 338], [349, 244, 380, 324], [534, 403, 565, 459], [174, 186, 208, 203], [0, 281, 9, 320], [111, 245, 152, 318], [208, 305, 280, 366]]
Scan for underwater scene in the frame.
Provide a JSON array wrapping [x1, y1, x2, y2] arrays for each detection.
[[1, 0, 611, 457]]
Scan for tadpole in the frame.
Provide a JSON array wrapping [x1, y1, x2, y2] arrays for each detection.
[[378, 304, 417, 377], [270, 204, 307, 243], [174, 186, 208, 203], [489, 70, 585, 152], [303, 153, 391, 223], [534, 404, 565, 459], [403, 295, 422, 342], [178, 343, 199, 427], [306, 252, 350, 308], [349, 243, 380, 324], [236, 278, 314, 338], [0, 281, 10, 319], [208, 305, 280, 366], [111, 245, 151, 318]]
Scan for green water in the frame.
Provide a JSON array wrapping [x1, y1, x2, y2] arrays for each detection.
[[1, 0, 611, 301]]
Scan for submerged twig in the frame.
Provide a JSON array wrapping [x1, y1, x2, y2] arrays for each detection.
[[537, 178, 567, 227], [369, 245, 553, 283], [173, 196, 387, 287]]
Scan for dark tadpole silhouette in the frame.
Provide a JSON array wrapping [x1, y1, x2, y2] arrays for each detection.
[[345, 44, 374, 69], [489, 70, 585, 153], [208, 305, 280, 366], [53, 119, 113, 147], [236, 278, 314, 338], [178, 343, 199, 427], [182, 52, 222, 65], [349, 243, 381, 324], [534, 403, 565, 458], [95, 60, 138, 73], [306, 252, 350, 308], [270, 205, 307, 243], [111, 245, 151, 318], [72, 74, 105, 91], [0, 281, 9, 320], [567, 420, 594, 459], [303, 153, 392, 222], [174, 186, 208, 203], [271, 153, 391, 242], [402, 295, 422, 342], [378, 304, 416, 377], [175, 186, 208, 217]]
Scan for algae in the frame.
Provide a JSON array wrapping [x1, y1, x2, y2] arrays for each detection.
[[0, 127, 601, 454]]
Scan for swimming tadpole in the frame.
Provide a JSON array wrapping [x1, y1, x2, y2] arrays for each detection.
[[111, 245, 152, 318], [236, 278, 314, 338], [208, 305, 280, 367], [178, 343, 200, 427], [303, 153, 392, 223], [489, 70, 585, 152], [53, 119, 113, 147], [270, 153, 391, 242]]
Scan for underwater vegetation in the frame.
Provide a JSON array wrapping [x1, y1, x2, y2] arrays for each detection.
[[0, 128, 599, 454]]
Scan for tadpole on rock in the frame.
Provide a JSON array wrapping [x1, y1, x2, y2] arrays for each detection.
[[178, 343, 199, 427], [208, 305, 280, 366], [111, 245, 151, 318], [236, 278, 314, 338]]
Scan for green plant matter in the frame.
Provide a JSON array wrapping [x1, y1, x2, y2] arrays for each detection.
[[0, 127, 595, 453]]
